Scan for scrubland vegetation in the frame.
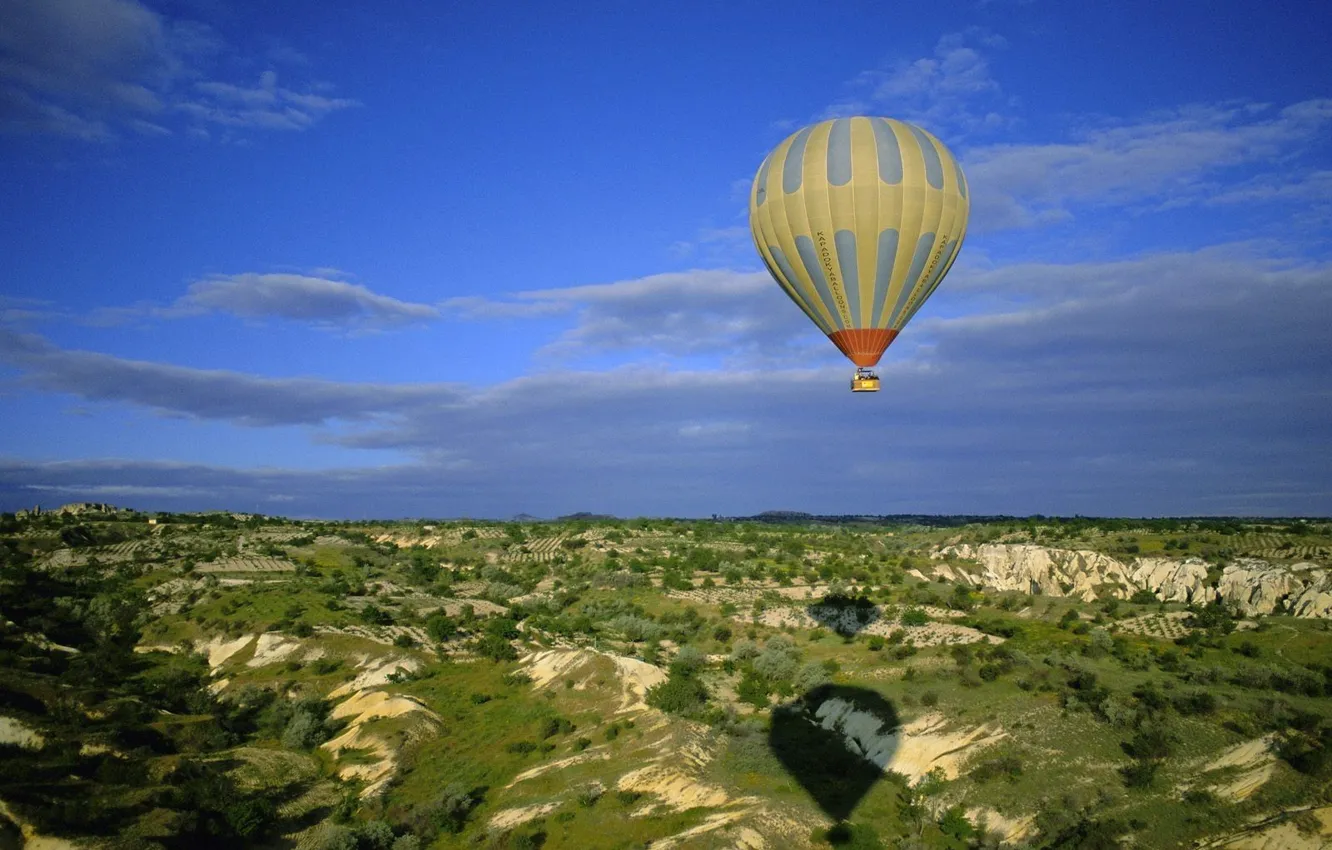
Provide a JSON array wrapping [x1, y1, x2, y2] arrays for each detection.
[[1, 508, 1330, 848]]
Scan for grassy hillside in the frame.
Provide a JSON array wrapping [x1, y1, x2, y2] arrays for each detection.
[[1, 510, 1330, 848]]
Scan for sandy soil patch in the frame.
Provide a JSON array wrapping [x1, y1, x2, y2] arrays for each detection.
[[328, 655, 421, 700], [609, 654, 668, 712], [648, 810, 748, 849], [488, 801, 562, 830], [0, 716, 44, 749], [320, 722, 396, 792], [330, 690, 432, 724], [522, 648, 594, 689], [0, 799, 82, 849], [888, 714, 1007, 782], [196, 634, 255, 669], [508, 750, 613, 787], [1213, 806, 1332, 849], [321, 689, 437, 797], [813, 703, 1006, 784], [1198, 736, 1277, 801], [968, 807, 1036, 842], [521, 648, 667, 713], [617, 764, 731, 815], [246, 633, 301, 667]]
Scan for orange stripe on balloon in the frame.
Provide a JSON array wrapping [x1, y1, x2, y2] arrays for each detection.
[[827, 328, 898, 367]]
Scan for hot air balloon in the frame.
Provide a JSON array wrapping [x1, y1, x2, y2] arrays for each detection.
[[748, 117, 969, 392]]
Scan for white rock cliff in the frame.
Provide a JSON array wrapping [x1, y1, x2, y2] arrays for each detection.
[[930, 544, 1329, 618]]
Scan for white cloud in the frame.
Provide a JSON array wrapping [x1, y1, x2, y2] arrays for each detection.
[[445, 269, 825, 366], [0, 0, 355, 140], [1199, 169, 1332, 207], [180, 70, 357, 131], [81, 273, 437, 331], [169, 273, 437, 328], [824, 32, 1014, 137], [964, 99, 1332, 230], [2, 243, 1328, 516], [0, 328, 454, 426]]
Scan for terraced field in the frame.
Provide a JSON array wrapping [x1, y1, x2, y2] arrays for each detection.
[[507, 535, 569, 562], [196, 556, 297, 573], [1113, 611, 1194, 640], [1237, 533, 1331, 561]]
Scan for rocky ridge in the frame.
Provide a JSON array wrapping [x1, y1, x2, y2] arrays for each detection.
[[930, 544, 1332, 618]]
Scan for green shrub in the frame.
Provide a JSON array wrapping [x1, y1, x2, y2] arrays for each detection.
[[425, 613, 456, 642], [737, 669, 771, 708], [539, 716, 575, 738], [474, 634, 517, 662], [646, 671, 709, 716], [901, 608, 929, 627]]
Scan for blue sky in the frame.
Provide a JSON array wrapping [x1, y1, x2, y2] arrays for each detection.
[[2, 0, 1330, 518]]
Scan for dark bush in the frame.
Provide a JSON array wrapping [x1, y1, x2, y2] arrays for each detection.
[[1172, 690, 1217, 715], [1121, 759, 1160, 788]]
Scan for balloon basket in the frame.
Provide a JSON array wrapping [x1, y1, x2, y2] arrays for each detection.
[[851, 369, 880, 393]]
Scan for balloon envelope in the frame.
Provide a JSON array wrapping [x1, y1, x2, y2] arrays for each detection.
[[748, 117, 969, 367]]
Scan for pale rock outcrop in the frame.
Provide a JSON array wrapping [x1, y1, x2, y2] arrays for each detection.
[[1128, 558, 1210, 604], [1288, 567, 1332, 618], [1217, 560, 1305, 617], [935, 544, 1133, 601], [933, 544, 1331, 618]]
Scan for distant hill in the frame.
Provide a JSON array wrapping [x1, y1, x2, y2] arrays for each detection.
[[15, 501, 125, 518], [557, 511, 616, 521], [725, 511, 1017, 527]]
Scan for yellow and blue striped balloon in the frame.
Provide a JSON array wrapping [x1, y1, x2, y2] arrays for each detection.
[[749, 116, 969, 367]]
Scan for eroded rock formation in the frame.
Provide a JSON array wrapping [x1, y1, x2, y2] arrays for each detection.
[[931, 544, 1330, 618]]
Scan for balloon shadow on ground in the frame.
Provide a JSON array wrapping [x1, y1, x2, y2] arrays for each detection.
[[805, 594, 881, 637], [768, 684, 900, 824]]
